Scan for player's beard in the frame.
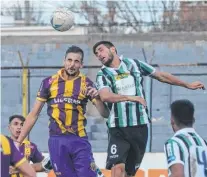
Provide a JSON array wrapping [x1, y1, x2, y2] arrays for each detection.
[[103, 52, 114, 67], [65, 69, 78, 76]]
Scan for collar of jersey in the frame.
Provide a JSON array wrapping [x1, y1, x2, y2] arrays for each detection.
[[22, 139, 30, 144], [174, 127, 195, 136], [101, 55, 124, 69], [9, 136, 29, 144], [57, 68, 83, 81]]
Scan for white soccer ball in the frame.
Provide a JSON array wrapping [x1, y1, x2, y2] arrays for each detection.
[[51, 8, 74, 32]]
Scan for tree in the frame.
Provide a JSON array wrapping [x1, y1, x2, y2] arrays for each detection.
[[161, 1, 180, 32], [2, 0, 206, 32], [1, 0, 44, 26], [66, 1, 146, 33], [65, 1, 179, 33]]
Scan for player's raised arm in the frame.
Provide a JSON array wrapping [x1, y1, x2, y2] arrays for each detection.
[[17, 100, 45, 145], [17, 79, 49, 145], [133, 59, 205, 90], [151, 70, 205, 90]]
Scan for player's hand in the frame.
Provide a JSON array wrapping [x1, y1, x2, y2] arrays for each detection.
[[128, 96, 147, 107], [86, 86, 100, 99], [186, 81, 205, 90], [42, 156, 53, 173], [9, 166, 19, 174]]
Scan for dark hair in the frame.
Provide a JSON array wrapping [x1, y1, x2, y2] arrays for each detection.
[[65, 45, 84, 61], [93, 41, 117, 54], [170, 99, 195, 127], [9, 115, 25, 123]]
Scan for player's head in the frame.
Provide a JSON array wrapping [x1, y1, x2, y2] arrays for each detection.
[[170, 99, 195, 132], [8, 115, 25, 139], [64, 45, 84, 76], [93, 41, 117, 67]]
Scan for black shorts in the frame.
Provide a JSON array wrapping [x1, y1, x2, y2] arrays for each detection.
[[106, 124, 148, 176]]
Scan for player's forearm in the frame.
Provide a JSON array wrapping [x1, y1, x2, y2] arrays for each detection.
[[155, 71, 189, 88], [99, 92, 129, 103], [94, 98, 110, 118], [31, 163, 45, 172], [17, 161, 36, 177], [17, 112, 38, 143]]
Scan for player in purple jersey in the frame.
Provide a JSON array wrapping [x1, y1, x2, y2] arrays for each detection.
[[1, 134, 36, 177], [17, 46, 109, 177], [7, 115, 44, 176]]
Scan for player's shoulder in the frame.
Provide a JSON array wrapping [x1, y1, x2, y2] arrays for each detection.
[[23, 140, 38, 149], [1, 134, 9, 140], [97, 68, 103, 73], [79, 73, 91, 82], [29, 141, 38, 150], [96, 69, 106, 77], [1, 135, 13, 154], [3, 135, 13, 144], [0, 134, 11, 145], [122, 58, 142, 69], [123, 57, 141, 63], [165, 135, 179, 146], [123, 57, 136, 62], [41, 73, 59, 85]]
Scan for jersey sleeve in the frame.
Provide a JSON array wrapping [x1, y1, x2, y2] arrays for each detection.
[[30, 143, 44, 163], [134, 59, 156, 76], [96, 73, 112, 90], [36, 78, 50, 102], [10, 141, 27, 168], [164, 140, 184, 169]]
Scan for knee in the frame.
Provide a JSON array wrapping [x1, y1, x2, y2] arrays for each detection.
[[111, 164, 125, 177]]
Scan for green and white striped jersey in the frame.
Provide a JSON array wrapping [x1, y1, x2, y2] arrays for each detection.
[[164, 128, 207, 177], [96, 57, 156, 128]]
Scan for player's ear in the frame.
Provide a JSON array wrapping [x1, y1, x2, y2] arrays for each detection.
[[171, 116, 175, 126], [110, 46, 116, 54]]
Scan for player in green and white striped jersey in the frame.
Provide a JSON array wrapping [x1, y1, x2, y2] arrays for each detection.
[[165, 99, 207, 177], [93, 41, 205, 177], [96, 56, 154, 127]]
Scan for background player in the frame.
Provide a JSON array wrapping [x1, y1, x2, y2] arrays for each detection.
[[93, 40, 205, 177], [164, 99, 207, 177], [7, 114, 44, 176], [1, 134, 36, 177], [16, 45, 109, 177]]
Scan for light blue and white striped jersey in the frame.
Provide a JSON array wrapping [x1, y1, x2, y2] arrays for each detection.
[[96, 57, 156, 128], [164, 128, 207, 177]]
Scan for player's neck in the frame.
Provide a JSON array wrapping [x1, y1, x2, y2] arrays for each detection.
[[109, 56, 121, 68], [63, 70, 80, 80], [175, 126, 193, 132], [10, 135, 18, 141]]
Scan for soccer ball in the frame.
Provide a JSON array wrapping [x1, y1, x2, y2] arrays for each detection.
[[51, 8, 74, 32]]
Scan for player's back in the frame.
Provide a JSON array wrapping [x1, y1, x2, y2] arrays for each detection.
[[170, 128, 207, 177]]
